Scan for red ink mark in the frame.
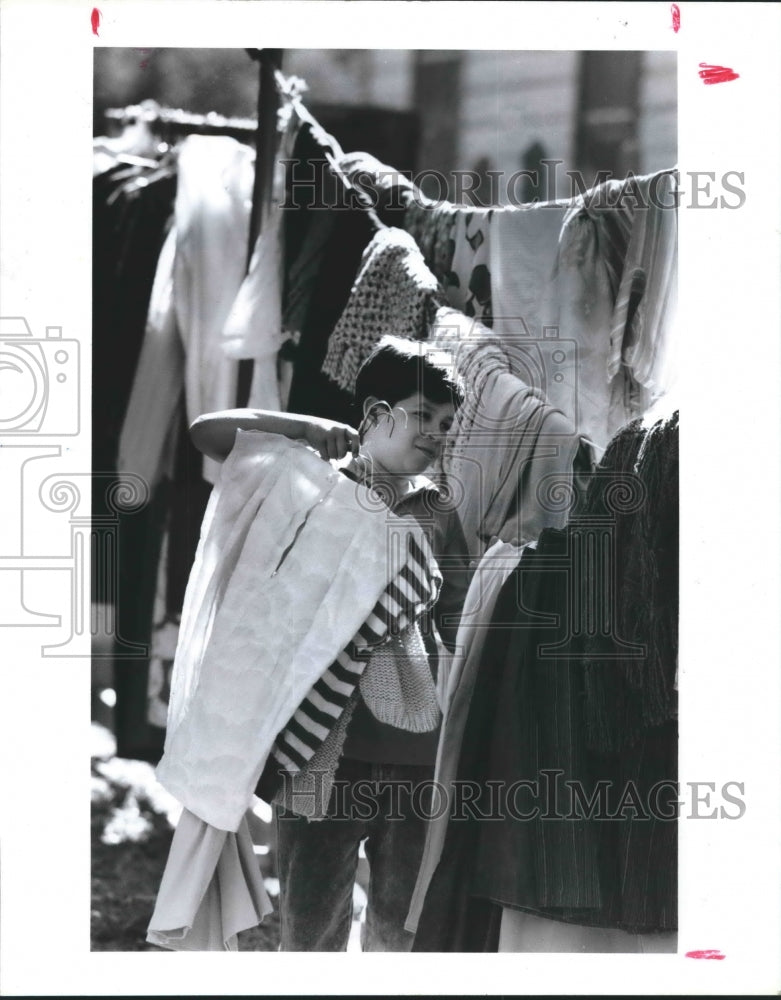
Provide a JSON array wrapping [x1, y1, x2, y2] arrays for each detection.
[[698, 63, 739, 85], [91, 8, 101, 36], [686, 949, 726, 960], [671, 3, 680, 32]]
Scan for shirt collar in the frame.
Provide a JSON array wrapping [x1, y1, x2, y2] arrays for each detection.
[[339, 466, 440, 509]]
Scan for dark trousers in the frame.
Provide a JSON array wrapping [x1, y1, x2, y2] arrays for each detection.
[[275, 758, 435, 951]]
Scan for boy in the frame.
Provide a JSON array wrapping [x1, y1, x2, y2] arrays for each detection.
[[190, 336, 473, 951]]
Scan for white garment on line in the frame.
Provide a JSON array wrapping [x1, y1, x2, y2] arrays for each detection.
[[117, 224, 182, 492], [555, 207, 630, 450], [489, 202, 576, 423], [608, 171, 678, 403], [118, 135, 256, 486], [220, 103, 303, 410], [175, 136, 254, 482]]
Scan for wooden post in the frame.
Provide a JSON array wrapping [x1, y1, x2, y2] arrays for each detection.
[[238, 48, 285, 406]]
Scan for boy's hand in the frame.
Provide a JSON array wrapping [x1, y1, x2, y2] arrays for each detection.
[[303, 417, 361, 462]]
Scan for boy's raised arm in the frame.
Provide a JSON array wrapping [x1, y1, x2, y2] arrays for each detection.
[[190, 409, 361, 464]]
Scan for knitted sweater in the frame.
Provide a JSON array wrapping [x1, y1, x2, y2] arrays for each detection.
[[320, 226, 446, 394]]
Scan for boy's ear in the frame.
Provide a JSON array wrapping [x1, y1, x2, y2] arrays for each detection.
[[362, 395, 380, 420]]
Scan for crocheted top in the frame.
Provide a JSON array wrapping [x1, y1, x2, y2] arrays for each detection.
[[321, 227, 447, 394]]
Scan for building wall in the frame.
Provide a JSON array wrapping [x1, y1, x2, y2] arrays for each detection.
[[457, 50, 579, 190], [284, 48, 677, 201], [96, 48, 676, 191], [456, 50, 676, 203], [638, 50, 678, 173], [284, 49, 414, 110]]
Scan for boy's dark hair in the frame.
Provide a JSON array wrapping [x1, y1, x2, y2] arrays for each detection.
[[353, 335, 463, 412]]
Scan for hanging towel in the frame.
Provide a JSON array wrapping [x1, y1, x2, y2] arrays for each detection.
[[553, 170, 678, 445], [338, 149, 417, 218], [403, 199, 460, 289], [488, 202, 578, 430], [446, 208, 495, 326], [283, 121, 378, 423], [608, 171, 678, 405], [428, 308, 580, 556], [553, 206, 629, 449]]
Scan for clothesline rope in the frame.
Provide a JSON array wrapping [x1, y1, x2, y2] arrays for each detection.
[[104, 76, 310, 141], [105, 101, 258, 135]]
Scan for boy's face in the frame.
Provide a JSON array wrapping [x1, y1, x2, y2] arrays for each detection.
[[362, 392, 456, 477]]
